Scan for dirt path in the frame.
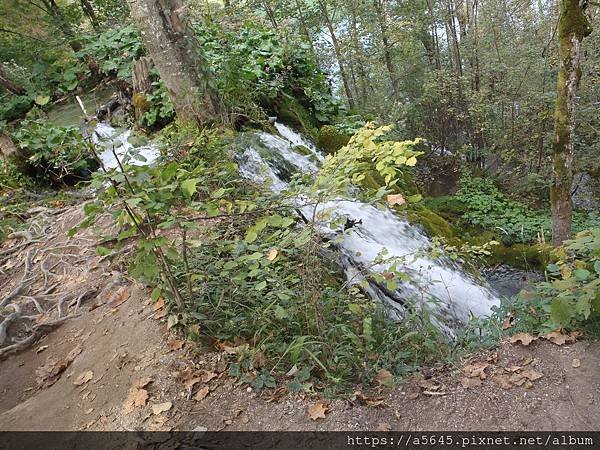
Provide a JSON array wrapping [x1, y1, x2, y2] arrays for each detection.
[[0, 205, 599, 431]]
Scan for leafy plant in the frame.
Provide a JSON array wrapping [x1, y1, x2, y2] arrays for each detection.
[[12, 120, 98, 183]]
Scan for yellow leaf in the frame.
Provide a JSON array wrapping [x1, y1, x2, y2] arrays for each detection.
[[405, 156, 417, 166], [386, 194, 405, 207], [307, 401, 329, 420], [266, 248, 278, 261], [193, 386, 210, 401]]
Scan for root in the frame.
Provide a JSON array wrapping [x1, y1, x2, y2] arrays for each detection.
[[0, 303, 22, 347], [0, 250, 36, 309], [0, 315, 79, 360]]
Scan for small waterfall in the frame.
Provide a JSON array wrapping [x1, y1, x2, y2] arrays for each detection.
[[92, 123, 161, 169], [236, 123, 500, 334]]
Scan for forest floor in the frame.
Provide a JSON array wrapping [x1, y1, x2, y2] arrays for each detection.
[[0, 203, 599, 431]]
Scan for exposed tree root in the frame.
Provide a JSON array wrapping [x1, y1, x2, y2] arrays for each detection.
[[0, 303, 22, 346]]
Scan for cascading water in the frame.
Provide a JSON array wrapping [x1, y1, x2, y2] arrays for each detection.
[[92, 123, 161, 169], [236, 123, 500, 335]]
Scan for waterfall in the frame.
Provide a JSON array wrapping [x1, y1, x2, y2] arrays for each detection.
[[236, 123, 500, 334], [92, 123, 161, 169]]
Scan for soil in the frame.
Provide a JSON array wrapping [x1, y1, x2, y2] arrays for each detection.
[[1, 204, 599, 432]]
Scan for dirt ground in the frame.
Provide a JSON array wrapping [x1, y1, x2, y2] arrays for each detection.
[[0, 205, 599, 432]]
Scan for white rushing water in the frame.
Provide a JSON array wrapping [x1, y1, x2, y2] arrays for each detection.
[[92, 122, 161, 169], [236, 123, 500, 334]]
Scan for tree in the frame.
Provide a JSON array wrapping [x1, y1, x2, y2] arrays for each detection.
[[550, 0, 592, 246], [129, 0, 224, 125]]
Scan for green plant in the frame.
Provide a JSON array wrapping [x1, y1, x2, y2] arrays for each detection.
[[12, 120, 98, 184], [76, 123, 447, 390], [142, 74, 175, 128]]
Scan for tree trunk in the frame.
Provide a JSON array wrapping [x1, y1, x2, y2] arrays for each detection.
[[550, 0, 591, 247], [80, 0, 99, 30], [373, 0, 399, 99], [319, 0, 356, 109], [132, 57, 154, 123], [0, 64, 26, 96], [129, 0, 224, 125]]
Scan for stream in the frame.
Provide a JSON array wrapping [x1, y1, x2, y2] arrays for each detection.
[[49, 91, 503, 335]]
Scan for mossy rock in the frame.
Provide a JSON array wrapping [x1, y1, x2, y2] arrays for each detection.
[[275, 97, 318, 141], [316, 125, 350, 154], [423, 195, 467, 218], [486, 242, 553, 269], [407, 204, 461, 245]]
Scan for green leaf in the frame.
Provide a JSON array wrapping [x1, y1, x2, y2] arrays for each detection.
[[594, 260, 600, 274], [34, 95, 50, 106], [151, 287, 162, 301], [573, 269, 590, 281], [180, 179, 197, 198], [550, 298, 573, 326], [95, 246, 111, 256], [407, 194, 422, 203], [211, 187, 226, 199], [255, 280, 267, 291], [245, 230, 258, 244]]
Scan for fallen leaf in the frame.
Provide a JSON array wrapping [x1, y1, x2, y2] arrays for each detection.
[[544, 330, 576, 346], [286, 365, 299, 377], [200, 370, 218, 384], [151, 401, 173, 415], [107, 286, 130, 308], [418, 379, 440, 391], [386, 194, 405, 207], [307, 402, 329, 420], [73, 370, 94, 386], [189, 324, 200, 335], [153, 298, 165, 311], [492, 375, 513, 390], [134, 377, 153, 388], [167, 340, 184, 351], [124, 388, 149, 414], [193, 386, 210, 401], [266, 248, 278, 261], [36, 345, 49, 353], [508, 373, 527, 386], [184, 377, 201, 390], [502, 315, 513, 330], [36, 358, 69, 388], [375, 368, 393, 386], [572, 358, 581, 368], [520, 368, 543, 381], [460, 377, 482, 389], [376, 422, 391, 431], [154, 309, 167, 319], [509, 332, 537, 346], [463, 362, 489, 380]]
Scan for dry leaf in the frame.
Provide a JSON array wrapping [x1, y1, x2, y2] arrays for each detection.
[[184, 377, 201, 390], [386, 194, 405, 207], [376, 422, 391, 431], [73, 370, 94, 386], [508, 373, 527, 386], [502, 316, 513, 330], [107, 286, 130, 308], [544, 330, 576, 346], [193, 386, 210, 402], [134, 377, 153, 388], [151, 401, 172, 415], [375, 368, 393, 386], [492, 375, 513, 390], [266, 248, 278, 261], [307, 402, 329, 420], [509, 332, 537, 346], [153, 298, 165, 311], [286, 365, 299, 377], [460, 377, 482, 389], [572, 358, 581, 368], [520, 368, 543, 381], [167, 340, 184, 351], [36, 345, 49, 353], [418, 379, 440, 391], [463, 362, 489, 380], [200, 370, 218, 384], [123, 388, 149, 414]]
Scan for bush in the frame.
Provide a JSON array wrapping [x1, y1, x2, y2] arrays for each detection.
[[12, 120, 98, 184]]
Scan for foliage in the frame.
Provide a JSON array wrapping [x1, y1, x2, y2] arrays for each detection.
[[12, 120, 97, 183], [78, 24, 144, 79], [76, 122, 447, 389], [316, 123, 423, 199], [142, 74, 175, 128], [193, 21, 338, 123], [0, 159, 32, 190], [455, 176, 599, 244]]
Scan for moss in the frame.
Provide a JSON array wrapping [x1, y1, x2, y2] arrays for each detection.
[[275, 97, 318, 141], [423, 195, 467, 218], [486, 242, 554, 269], [407, 204, 462, 245], [316, 125, 350, 154]]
